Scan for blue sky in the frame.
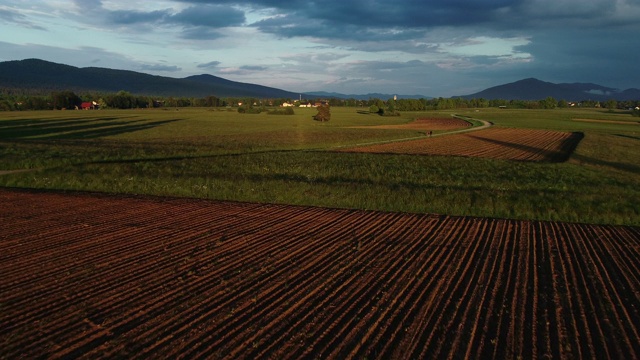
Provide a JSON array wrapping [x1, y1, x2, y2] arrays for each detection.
[[1, 0, 638, 97]]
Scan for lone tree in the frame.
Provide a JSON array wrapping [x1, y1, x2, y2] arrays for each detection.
[[313, 104, 331, 121]]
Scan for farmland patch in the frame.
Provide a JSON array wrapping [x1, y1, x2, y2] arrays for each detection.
[[1, 189, 638, 359], [338, 127, 583, 162]]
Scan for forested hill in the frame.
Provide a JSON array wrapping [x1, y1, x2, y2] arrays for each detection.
[[0, 59, 303, 98], [458, 78, 640, 101]]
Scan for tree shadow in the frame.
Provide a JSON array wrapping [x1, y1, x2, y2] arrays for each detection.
[[467, 132, 639, 174], [46, 119, 181, 139], [465, 132, 583, 163], [570, 153, 640, 175], [614, 134, 640, 141], [0, 117, 179, 140]]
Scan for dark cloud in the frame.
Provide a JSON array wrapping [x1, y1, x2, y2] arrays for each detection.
[[514, 27, 640, 89], [0, 8, 47, 30], [168, 5, 245, 27], [84, 2, 245, 28], [79, 2, 244, 39], [251, 15, 426, 42], [107, 10, 168, 25], [175, 0, 640, 41], [177, 0, 521, 41]]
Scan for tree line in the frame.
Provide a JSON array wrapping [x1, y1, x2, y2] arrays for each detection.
[[0, 90, 230, 111], [1, 89, 638, 114], [334, 96, 639, 112]]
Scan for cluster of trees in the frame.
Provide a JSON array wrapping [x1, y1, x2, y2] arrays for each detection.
[[0, 90, 227, 111], [369, 99, 400, 116]]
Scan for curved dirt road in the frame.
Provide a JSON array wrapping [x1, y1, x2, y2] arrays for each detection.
[[330, 115, 492, 150]]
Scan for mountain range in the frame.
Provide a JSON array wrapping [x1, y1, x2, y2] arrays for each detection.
[[304, 91, 432, 101], [0, 59, 301, 99], [0, 59, 637, 101], [457, 78, 640, 101]]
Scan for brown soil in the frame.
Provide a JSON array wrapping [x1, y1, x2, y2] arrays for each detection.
[[1, 189, 638, 359], [338, 127, 583, 162]]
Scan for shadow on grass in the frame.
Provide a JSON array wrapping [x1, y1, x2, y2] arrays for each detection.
[[614, 134, 640, 141], [571, 153, 640, 175], [81, 148, 306, 166], [0, 118, 180, 139]]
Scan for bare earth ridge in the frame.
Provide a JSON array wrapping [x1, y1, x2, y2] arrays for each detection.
[[1, 188, 639, 359]]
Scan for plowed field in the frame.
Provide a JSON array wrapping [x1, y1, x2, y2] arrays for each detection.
[[339, 127, 583, 162], [1, 189, 639, 359]]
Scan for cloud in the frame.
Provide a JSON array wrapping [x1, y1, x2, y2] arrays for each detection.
[[139, 63, 182, 72], [218, 64, 269, 75], [515, 0, 640, 27], [79, 3, 246, 41], [176, 0, 640, 42], [72, 0, 102, 11], [179, 27, 225, 40], [250, 14, 427, 42], [240, 65, 267, 71], [280, 52, 349, 64], [0, 8, 47, 30], [197, 60, 222, 68], [106, 9, 169, 25], [168, 5, 245, 27]]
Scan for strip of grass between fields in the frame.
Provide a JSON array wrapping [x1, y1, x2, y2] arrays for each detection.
[[2, 151, 637, 225]]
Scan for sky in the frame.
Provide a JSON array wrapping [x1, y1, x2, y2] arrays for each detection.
[[0, 0, 638, 97]]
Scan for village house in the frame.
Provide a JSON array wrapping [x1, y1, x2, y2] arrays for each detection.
[[80, 101, 99, 110]]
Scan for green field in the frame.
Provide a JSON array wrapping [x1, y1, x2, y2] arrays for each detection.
[[1, 107, 638, 225]]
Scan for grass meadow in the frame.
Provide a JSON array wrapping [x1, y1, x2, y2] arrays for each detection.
[[1, 106, 638, 225]]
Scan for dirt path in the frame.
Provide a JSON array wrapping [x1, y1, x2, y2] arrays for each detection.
[[329, 115, 492, 150]]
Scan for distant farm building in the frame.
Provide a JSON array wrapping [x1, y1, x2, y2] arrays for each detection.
[[80, 101, 98, 110]]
